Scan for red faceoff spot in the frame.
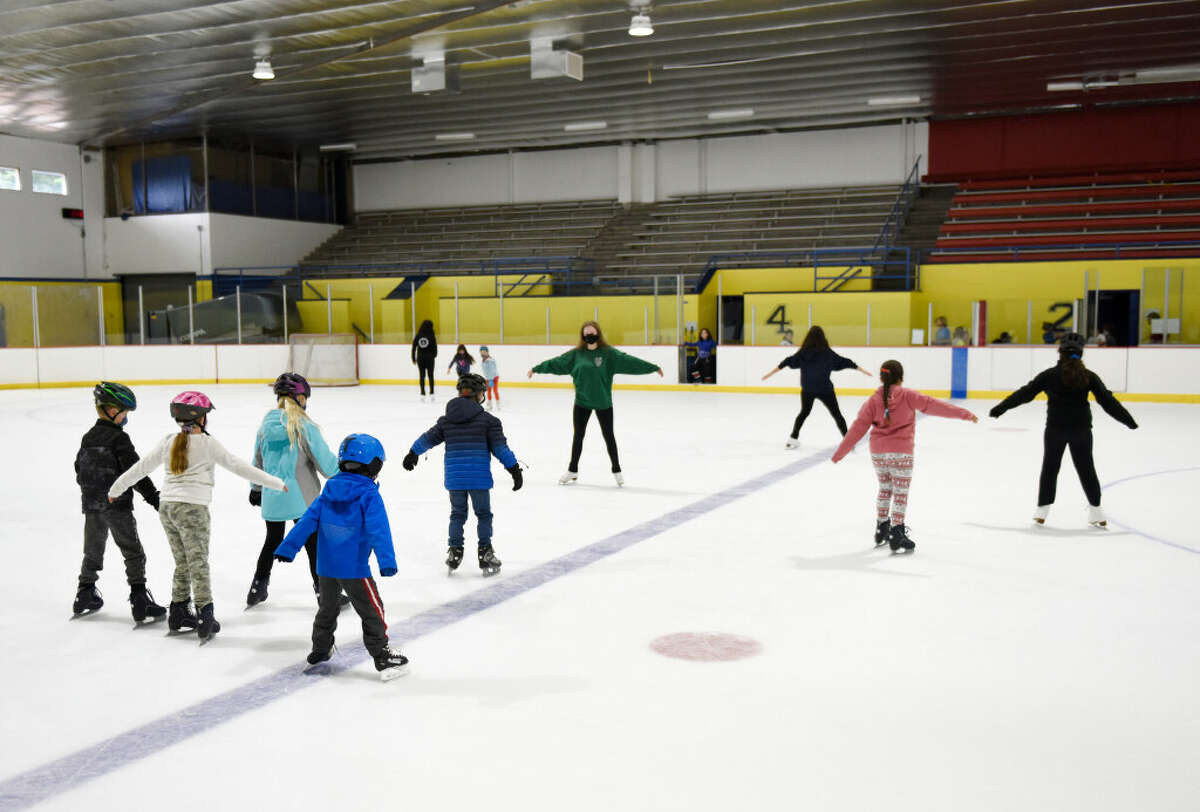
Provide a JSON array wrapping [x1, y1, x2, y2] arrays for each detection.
[[650, 632, 762, 662]]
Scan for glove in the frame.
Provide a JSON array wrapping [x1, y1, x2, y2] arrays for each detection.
[[1127, 420, 1138, 430], [507, 464, 523, 491], [248, 488, 262, 507], [274, 554, 292, 563], [146, 493, 160, 512], [379, 566, 398, 577], [988, 406, 1003, 419], [403, 451, 419, 471]]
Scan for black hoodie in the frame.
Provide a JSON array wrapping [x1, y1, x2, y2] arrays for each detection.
[[75, 419, 160, 513], [412, 322, 438, 364], [777, 347, 857, 394]]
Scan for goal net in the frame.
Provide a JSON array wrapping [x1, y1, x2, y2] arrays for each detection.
[[288, 333, 359, 386]]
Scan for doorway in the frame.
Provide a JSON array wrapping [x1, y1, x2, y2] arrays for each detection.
[[1085, 289, 1139, 346], [720, 295, 744, 345]]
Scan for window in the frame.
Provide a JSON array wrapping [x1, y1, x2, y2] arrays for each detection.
[[31, 169, 67, 195], [0, 166, 19, 191]]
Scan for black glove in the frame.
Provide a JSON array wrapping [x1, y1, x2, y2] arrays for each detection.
[[146, 493, 161, 512], [1127, 420, 1139, 430], [507, 464, 523, 492], [274, 554, 292, 563], [988, 406, 1003, 419], [249, 488, 262, 507], [403, 451, 419, 471]]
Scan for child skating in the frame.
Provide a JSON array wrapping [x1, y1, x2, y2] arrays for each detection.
[[108, 392, 286, 642], [448, 344, 474, 378], [832, 361, 978, 552], [274, 433, 408, 680], [480, 345, 500, 411], [403, 373, 522, 576], [73, 382, 165, 623], [989, 332, 1137, 527]]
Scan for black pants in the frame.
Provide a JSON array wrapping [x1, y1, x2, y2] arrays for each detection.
[[416, 358, 435, 394], [255, 520, 318, 590], [1039, 425, 1101, 506], [570, 405, 620, 473], [791, 390, 848, 438], [312, 575, 388, 657], [80, 509, 147, 587], [692, 355, 715, 384]]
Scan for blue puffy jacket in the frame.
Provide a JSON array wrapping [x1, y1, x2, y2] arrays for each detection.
[[275, 472, 396, 579], [252, 409, 339, 522], [411, 396, 517, 490]]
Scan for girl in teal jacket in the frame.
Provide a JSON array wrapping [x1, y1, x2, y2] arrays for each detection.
[[246, 374, 340, 607]]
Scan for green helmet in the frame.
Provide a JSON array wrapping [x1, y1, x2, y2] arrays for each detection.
[[93, 381, 137, 411]]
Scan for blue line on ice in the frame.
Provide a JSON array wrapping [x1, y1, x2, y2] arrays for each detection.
[[0, 449, 832, 811], [1101, 466, 1200, 555]]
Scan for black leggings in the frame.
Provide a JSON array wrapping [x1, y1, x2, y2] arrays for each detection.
[[416, 358, 435, 394], [570, 405, 620, 473], [255, 520, 318, 590], [1038, 426, 1101, 506], [791, 390, 848, 438]]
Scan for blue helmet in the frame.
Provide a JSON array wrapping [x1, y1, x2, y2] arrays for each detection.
[[338, 433, 385, 464]]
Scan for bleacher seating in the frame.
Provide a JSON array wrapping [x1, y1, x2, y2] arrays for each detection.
[[602, 185, 901, 275], [301, 199, 622, 269], [929, 169, 1200, 261]]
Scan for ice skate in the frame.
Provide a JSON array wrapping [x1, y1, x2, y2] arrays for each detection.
[[888, 523, 916, 553], [613, 471, 625, 487], [197, 602, 221, 643], [874, 519, 890, 546], [71, 584, 103, 618], [558, 471, 579, 485], [129, 585, 166, 624], [167, 601, 198, 633], [304, 648, 333, 674], [1088, 505, 1108, 528], [446, 545, 464, 573], [478, 544, 502, 577], [784, 437, 800, 450], [374, 647, 409, 681], [485, 400, 493, 412], [245, 577, 268, 608], [1032, 505, 1050, 525]]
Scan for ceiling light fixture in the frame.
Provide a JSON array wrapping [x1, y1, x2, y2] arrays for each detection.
[[435, 132, 475, 141], [319, 143, 357, 152], [866, 95, 921, 106], [564, 121, 608, 132], [706, 108, 755, 121], [252, 58, 275, 80], [628, 13, 654, 37]]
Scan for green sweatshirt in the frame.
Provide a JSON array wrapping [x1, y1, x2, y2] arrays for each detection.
[[532, 346, 660, 409]]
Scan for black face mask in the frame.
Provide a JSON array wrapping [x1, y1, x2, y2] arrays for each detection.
[[582, 333, 599, 345]]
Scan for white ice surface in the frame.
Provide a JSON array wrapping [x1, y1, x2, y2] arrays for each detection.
[[1, 384, 1198, 811]]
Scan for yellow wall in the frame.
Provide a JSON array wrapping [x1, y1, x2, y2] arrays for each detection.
[[0, 280, 123, 347], [741, 292, 913, 346]]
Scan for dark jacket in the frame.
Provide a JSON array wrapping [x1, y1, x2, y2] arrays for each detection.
[[777, 348, 857, 393], [276, 472, 396, 579], [990, 363, 1137, 430], [75, 419, 160, 513], [411, 397, 518, 491], [412, 331, 437, 364]]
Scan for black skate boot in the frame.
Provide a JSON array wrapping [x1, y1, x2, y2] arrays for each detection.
[[874, 519, 891, 546], [168, 601, 198, 633], [304, 648, 333, 673], [246, 577, 269, 608], [72, 584, 103, 617], [129, 585, 166, 624], [888, 523, 916, 553], [446, 545, 464, 572], [478, 544, 501, 577], [197, 602, 221, 642], [373, 647, 409, 681]]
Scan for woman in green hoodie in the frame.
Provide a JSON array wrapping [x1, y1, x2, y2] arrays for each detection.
[[528, 320, 662, 486]]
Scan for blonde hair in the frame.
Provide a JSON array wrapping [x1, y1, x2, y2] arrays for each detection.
[[168, 432, 190, 475], [277, 396, 314, 448]]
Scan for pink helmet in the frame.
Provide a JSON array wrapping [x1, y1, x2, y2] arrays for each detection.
[[170, 391, 214, 425]]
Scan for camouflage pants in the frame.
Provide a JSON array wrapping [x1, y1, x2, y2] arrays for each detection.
[[159, 502, 212, 607]]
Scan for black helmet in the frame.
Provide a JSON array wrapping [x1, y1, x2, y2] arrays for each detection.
[[457, 373, 488, 397], [1059, 332, 1086, 358], [273, 372, 311, 400], [94, 381, 137, 411]]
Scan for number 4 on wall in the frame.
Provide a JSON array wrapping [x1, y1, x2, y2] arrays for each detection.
[[766, 305, 791, 333]]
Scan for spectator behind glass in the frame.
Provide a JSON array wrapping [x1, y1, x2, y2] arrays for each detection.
[[932, 316, 952, 346], [952, 326, 970, 347]]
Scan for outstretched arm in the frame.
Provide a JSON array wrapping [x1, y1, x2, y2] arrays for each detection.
[[531, 349, 577, 377], [210, 437, 287, 491], [611, 349, 663, 376], [832, 401, 875, 462], [989, 372, 1049, 418], [909, 390, 978, 423], [1089, 373, 1138, 429], [108, 436, 168, 501]]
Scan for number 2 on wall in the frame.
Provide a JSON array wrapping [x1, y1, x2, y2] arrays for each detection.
[[766, 305, 791, 334]]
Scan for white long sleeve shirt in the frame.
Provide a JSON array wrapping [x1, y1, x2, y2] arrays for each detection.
[[109, 432, 285, 507]]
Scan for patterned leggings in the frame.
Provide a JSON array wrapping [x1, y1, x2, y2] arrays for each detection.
[[871, 453, 914, 525]]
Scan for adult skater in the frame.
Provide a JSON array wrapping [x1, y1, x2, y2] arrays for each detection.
[[988, 332, 1137, 527], [412, 320, 438, 400], [527, 320, 662, 486], [832, 361, 978, 553], [246, 373, 341, 608], [761, 325, 873, 448]]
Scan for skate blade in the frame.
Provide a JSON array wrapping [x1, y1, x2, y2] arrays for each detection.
[[1033, 518, 1046, 525], [480, 568, 501, 578], [132, 615, 166, 629], [198, 634, 217, 646], [1089, 521, 1108, 529], [165, 627, 197, 636], [302, 663, 332, 676], [69, 609, 102, 620], [378, 665, 409, 682]]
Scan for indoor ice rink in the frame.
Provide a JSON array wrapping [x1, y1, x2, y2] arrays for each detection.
[[3, 1, 1200, 811]]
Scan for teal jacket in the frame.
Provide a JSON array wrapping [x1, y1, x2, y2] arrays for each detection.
[[532, 346, 659, 409], [252, 409, 339, 521]]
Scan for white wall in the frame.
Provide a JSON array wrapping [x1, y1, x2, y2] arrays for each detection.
[[0, 134, 101, 279], [208, 214, 340, 271], [353, 123, 930, 211], [104, 213, 209, 276]]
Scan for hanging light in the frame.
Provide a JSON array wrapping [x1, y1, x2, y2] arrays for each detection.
[[252, 58, 275, 80], [628, 12, 654, 37]]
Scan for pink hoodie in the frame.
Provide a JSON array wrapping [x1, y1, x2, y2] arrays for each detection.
[[832, 385, 975, 461]]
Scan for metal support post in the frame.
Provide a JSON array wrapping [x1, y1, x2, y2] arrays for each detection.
[[236, 286, 243, 344], [368, 282, 375, 343], [187, 285, 194, 344], [282, 284, 289, 343], [326, 284, 332, 335], [97, 286, 105, 346], [138, 285, 145, 345]]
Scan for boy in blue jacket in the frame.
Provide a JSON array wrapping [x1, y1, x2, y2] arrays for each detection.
[[403, 373, 522, 576], [274, 433, 408, 680]]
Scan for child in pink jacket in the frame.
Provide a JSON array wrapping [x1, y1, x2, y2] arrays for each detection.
[[832, 360, 977, 552]]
